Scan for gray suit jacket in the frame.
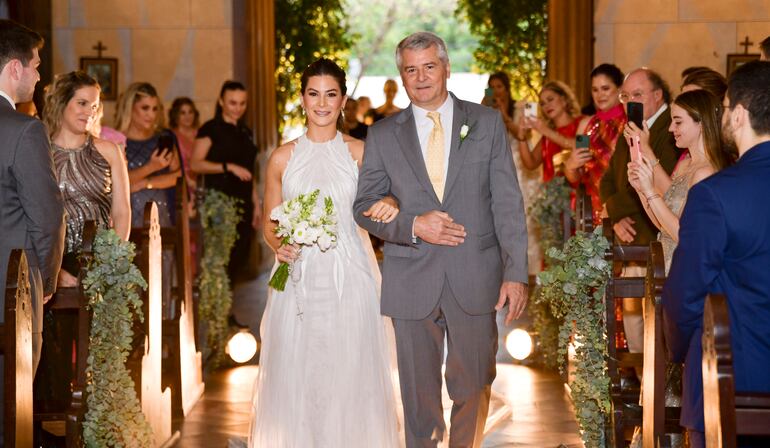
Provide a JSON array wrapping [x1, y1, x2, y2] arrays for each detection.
[[0, 98, 65, 332], [353, 94, 528, 320]]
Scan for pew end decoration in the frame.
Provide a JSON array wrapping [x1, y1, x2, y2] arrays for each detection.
[[198, 189, 242, 368], [528, 177, 573, 371], [81, 228, 153, 447], [536, 226, 612, 447]]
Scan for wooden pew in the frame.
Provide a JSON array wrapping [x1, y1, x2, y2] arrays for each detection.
[[702, 293, 770, 447], [33, 221, 96, 447], [130, 178, 204, 419], [130, 202, 179, 447], [642, 241, 682, 447], [1, 249, 34, 447], [602, 218, 648, 447]]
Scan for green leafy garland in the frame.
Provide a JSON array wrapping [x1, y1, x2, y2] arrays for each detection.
[[527, 176, 573, 370], [81, 229, 153, 447], [198, 189, 242, 367], [536, 227, 612, 448]]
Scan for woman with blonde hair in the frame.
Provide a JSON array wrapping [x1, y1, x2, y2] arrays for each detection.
[[115, 82, 181, 227], [515, 80, 584, 181], [44, 70, 130, 286]]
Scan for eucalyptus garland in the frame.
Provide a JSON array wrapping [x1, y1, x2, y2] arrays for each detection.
[[528, 176, 573, 261], [81, 229, 153, 447], [527, 176, 573, 370], [536, 226, 612, 448], [198, 189, 243, 367]]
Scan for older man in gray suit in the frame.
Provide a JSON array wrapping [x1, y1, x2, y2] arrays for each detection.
[[0, 19, 65, 381], [354, 32, 528, 448]]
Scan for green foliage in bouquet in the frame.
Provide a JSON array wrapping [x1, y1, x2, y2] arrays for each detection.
[[537, 227, 612, 448], [81, 229, 152, 447], [198, 190, 243, 368]]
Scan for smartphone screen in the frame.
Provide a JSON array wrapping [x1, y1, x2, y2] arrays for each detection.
[[157, 134, 175, 152], [575, 134, 590, 149], [627, 102, 644, 129], [484, 87, 493, 97], [524, 101, 538, 119]]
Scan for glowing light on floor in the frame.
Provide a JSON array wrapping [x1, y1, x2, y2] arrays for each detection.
[[227, 329, 258, 363], [505, 328, 533, 360]]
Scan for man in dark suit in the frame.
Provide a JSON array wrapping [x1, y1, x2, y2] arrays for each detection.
[[354, 32, 528, 447], [0, 20, 66, 435], [663, 60, 770, 447], [599, 67, 679, 369]]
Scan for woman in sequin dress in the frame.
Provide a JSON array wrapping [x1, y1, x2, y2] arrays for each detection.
[[44, 71, 131, 286], [115, 82, 181, 228], [564, 64, 627, 223]]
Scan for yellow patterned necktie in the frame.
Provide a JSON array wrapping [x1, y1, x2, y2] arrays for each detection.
[[426, 111, 445, 201]]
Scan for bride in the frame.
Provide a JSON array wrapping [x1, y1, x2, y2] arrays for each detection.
[[250, 58, 401, 447]]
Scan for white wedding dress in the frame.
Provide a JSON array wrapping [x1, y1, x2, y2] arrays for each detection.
[[249, 132, 401, 447]]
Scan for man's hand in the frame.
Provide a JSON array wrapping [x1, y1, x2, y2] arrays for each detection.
[[613, 216, 636, 243], [496, 281, 528, 325], [413, 210, 466, 246]]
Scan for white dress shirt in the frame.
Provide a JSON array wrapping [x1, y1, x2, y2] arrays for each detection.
[[412, 94, 454, 181], [647, 103, 668, 129], [0, 90, 16, 110]]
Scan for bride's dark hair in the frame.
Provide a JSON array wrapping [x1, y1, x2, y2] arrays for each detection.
[[300, 58, 347, 96]]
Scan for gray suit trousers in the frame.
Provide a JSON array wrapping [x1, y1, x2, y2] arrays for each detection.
[[393, 279, 497, 448]]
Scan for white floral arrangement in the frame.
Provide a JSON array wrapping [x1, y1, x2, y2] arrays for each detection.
[[268, 189, 337, 291]]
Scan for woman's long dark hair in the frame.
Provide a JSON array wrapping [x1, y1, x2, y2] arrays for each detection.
[[488, 71, 515, 117]]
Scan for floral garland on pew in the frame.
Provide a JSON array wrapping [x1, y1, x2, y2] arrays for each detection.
[[536, 226, 612, 448], [198, 189, 242, 368], [527, 176, 573, 370], [81, 229, 153, 447]]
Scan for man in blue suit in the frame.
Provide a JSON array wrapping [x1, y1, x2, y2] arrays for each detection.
[[663, 60, 770, 447]]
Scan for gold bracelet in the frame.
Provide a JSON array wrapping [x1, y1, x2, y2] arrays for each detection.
[[645, 193, 660, 202]]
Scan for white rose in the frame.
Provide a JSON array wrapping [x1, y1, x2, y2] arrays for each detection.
[[304, 226, 322, 244], [317, 232, 334, 251]]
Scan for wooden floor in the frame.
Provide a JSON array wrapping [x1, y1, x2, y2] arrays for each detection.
[[174, 363, 583, 447]]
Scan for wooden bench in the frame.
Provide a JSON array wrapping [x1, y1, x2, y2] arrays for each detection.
[[602, 217, 648, 447], [641, 241, 683, 447], [129, 202, 179, 447], [702, 293, 770, 447], [130, 178, 204, 419], [33, 221, 96, 447], [1, 249, 34, 447]]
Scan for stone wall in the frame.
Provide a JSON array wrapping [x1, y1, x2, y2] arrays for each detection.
[[52, 0, 235, 126], [595, 0, 770, 91]]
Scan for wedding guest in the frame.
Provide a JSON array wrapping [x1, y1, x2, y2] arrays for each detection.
[[191, 80, 260, 283], [663, 60, 770, 448], [342, 97, 368, 139], [515, 80, 583, 181], [564, 63, 626, 223], [372, 78, 401, 122], [169, 96, 200, 190], [357, 95, 374, 124], [44, 71, 131, 285], [599, 68, 679, 375], [680, 67, 727, 100], [115, 82, 181, 227], [760, 35, 770, 60], [487, 71, 542, 275]]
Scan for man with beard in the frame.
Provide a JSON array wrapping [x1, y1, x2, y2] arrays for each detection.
[[662, 60, 770, 447], [0, 19, 65, 441]]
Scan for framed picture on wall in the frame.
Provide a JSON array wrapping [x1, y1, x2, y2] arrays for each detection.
[[726, 54, 760, 77], [80, 57, 118, 100]]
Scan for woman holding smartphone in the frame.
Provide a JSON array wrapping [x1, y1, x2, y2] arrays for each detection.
[[115, 82, 181, 227], [563, 64, 627, 222], [515, 80, 583, 181]]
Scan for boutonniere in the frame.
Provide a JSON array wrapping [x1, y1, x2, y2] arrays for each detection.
[[460, 124, 470, 141]]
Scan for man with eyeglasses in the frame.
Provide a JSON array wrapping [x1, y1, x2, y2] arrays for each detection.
[[599, 68, 679, 384]]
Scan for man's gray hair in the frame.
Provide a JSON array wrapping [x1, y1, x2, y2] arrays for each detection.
[[395, 32, 449, 71]]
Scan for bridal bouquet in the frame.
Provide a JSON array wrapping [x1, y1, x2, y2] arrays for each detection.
[[268, 189, 338, 291]]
